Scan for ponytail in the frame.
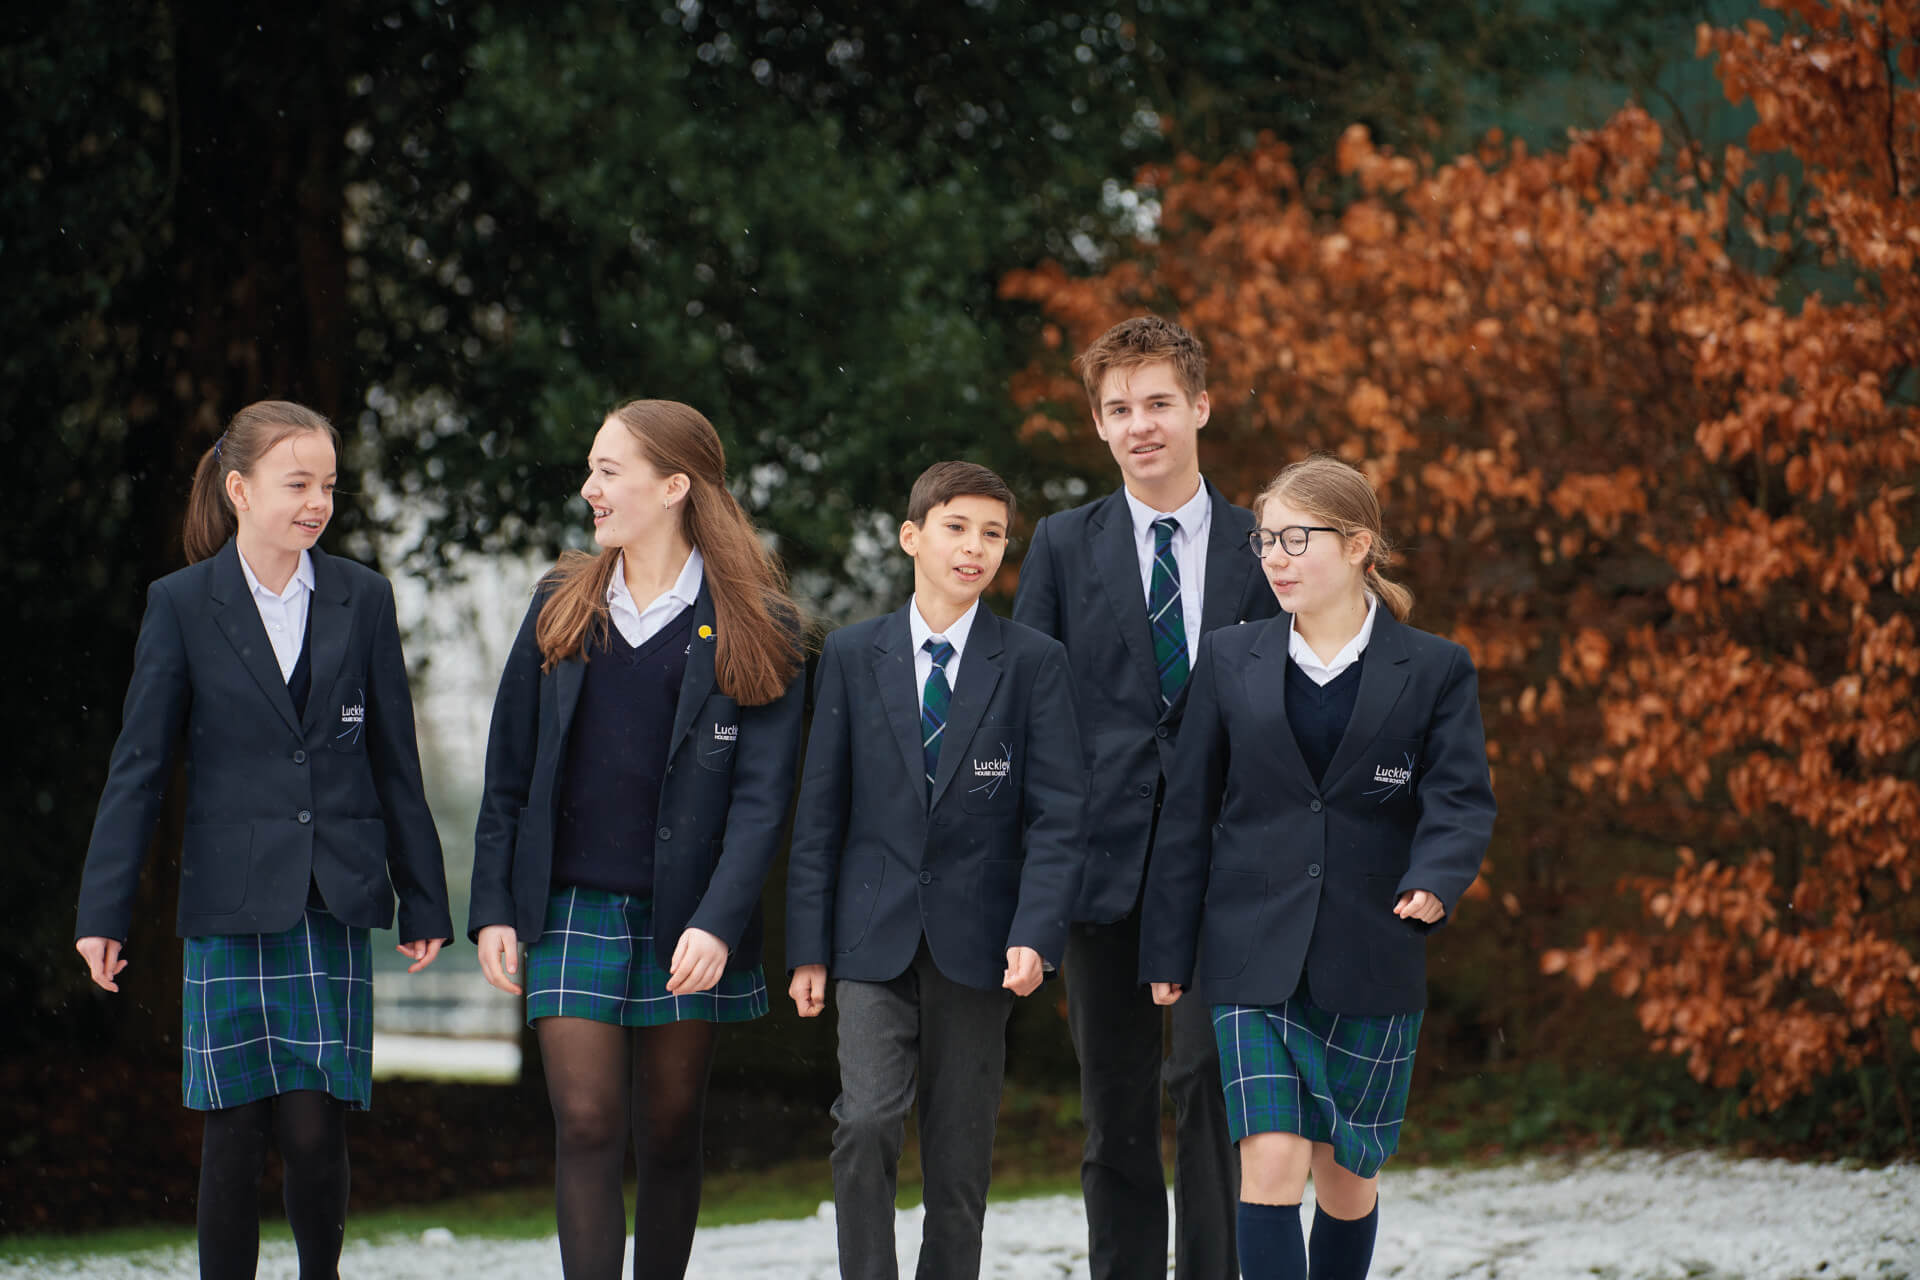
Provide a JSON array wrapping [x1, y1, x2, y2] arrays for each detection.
[[180, 400, 339, 564], [1367, 562, 1415, 623]]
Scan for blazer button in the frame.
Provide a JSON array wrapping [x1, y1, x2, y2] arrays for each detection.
[[1307, 862, 1322, 877], [1155, 726, 1169, 739], [297, 810, 312, 824], [918, 871, 933, 885], [658, 827, 672, 841], [292, 750, 307, 764], [1137, 783, 1153, 798], [1309, 799, 1323, 813]]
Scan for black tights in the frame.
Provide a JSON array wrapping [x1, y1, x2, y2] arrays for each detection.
[[538, 1016, 718, 1280], [197, 1089, 349, 1280]]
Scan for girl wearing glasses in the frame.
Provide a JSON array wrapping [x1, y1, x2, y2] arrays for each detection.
[[1139, 455, 1495, 1280]]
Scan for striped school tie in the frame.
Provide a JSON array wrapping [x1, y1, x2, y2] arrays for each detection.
[[921, 637, 956, 798], [1149, 516, 1190, 707]]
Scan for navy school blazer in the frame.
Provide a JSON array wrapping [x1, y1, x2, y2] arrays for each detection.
[[1138, 609, 1496, 1015], [784, 603, 1086, 991], [1011, 482, 1278, 923], [75, 542, 452, 944], [468, 581, 804, 972]]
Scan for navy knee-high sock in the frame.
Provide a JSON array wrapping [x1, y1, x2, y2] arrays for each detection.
[[1237, 1200, 1306, 1280], [1307, 1198, 1379, 1280]]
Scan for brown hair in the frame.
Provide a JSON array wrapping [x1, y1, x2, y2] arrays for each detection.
[[534, 400, 803, 705], [1254, 455, 1414, 622], [1072, 315, 1208, 412], [905, 461, 1016, 528], [182, 401, 341, 564]]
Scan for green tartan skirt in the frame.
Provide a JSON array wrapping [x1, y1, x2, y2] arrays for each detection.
[[1211, 992, 1422, 1178], [181, 907, 373, 1112], [525, 886, 768, 1027]]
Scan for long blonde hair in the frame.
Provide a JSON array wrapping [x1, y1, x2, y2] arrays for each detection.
[[1254, 455, 1413, 622], [182, 401, 340, 563], [534, 400, 802, 705]]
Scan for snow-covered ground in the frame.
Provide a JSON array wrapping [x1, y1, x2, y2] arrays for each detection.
[[8, 1151, 1913, 1278]]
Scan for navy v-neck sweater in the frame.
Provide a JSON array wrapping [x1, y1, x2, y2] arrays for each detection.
[[551, 606, 694, 897], [1285, 652, 1365, 788]]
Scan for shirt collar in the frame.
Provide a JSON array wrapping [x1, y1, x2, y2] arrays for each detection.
[[1288, 593, 1378, 678], [909, 596, 980, 661], [1123, 477, 1211, 543], [607, 546, 705, 615], [237, 547, 315, 602]]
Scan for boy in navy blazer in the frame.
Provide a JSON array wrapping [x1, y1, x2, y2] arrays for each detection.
[[787, 461, 1086, 1280], [1013, 315, 1278, 1280]]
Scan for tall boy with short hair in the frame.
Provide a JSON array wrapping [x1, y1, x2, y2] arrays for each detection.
[[1013, 315, 1280, 1280], [787, 461, 1086, 1280]]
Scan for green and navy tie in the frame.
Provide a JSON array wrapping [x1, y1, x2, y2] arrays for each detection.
[[922, 637, 956, 797], [1149, 516, 1190, 708]]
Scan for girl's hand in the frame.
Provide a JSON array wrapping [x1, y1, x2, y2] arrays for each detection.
[[1394, 889, 1446, 925], [789, 964, 828, 1017], [1151, 982, 1184, 1006], [396, 938, 446, 973], [76, 937, 126, 993], [666, 927, 729, 995], [476, 925, 523, 996], [1003, 947, 1044, 997]]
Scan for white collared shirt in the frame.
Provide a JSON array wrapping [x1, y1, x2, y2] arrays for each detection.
[[606, 547, 705, 648], [1123, 480, 1212, 646], [238, 548, 316, 681], [1289, 594, 1378, 686], [909, 596, 980, 708]]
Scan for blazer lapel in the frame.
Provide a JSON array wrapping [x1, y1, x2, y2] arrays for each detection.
[[870, 605, 927, 802], [930, 607, 1005, 807], [1245, 617, 1317, 786], [668, 588, 719, 754], [301, 548, 353, 733], [1320, 609, 1412, 790], [208, 541, 302, 735], [1201, 481, 1258, 633], [1090, 492, 1162, 707]]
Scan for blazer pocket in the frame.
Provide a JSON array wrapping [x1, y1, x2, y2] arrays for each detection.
[[1196, 868, 1265, 981], [833, 854, 886, 955], [959, 727, 1017, 814], [181, 822, 253, 915], [1364, 874, 1426, 984], [326, 674, 369, 753], [696, 712, 740, 772]]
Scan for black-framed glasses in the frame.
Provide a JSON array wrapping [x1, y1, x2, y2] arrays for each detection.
[[1247, 526, 1341, 557]]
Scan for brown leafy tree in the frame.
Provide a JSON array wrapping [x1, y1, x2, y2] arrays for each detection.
[[1002, 0, 1920, 1129]]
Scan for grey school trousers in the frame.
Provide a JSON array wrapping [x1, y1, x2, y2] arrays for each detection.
[[830, 943, 1015, 1280]]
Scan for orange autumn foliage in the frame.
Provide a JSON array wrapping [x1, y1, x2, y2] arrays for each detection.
[[1003, 0, 1920, 1115]]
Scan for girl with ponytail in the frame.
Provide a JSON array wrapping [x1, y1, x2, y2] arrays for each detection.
[[1140, 455, 1496, 1280], [469, 399, 807, 1279], [75, 400, 452, 1279]]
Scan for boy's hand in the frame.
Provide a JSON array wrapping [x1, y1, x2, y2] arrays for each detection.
[[1150, 982, 1183, 1006], [1003, 947, 1044, 997], [790, 964, 828, 1017], [1394, 889, 1446, 924], [395, 938, 446, 973], [667, 927, 729, 994], [476, 925, 523, 995], [76, 937, 126, 993]]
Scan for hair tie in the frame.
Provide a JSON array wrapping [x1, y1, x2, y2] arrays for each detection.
[[213, 432, 227, 462]]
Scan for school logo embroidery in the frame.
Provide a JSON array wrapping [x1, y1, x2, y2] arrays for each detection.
[[968, 743, 1014, 800], [1364, 752, 1415, 803], [704, 721, 738, 759], [336, 689, 366, 747]]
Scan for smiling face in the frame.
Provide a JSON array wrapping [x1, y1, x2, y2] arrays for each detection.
[[581, 417, 688, 552], [1093, 358, 1209, 507], [899, 494, 1010, 617], [226, 429, 336, 558], [1255, 494, 1370, 620]]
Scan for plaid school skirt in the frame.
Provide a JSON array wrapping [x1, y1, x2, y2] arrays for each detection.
[[1212, 991, 1422, 1178], [181, 908, 373, 1112], [525, 886, 768, 1027]]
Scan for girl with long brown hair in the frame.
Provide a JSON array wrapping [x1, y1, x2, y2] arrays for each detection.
[[1141, 455, 1495, 1280], [75, 400, 452, 1280], [469, 399, 807, 1279]]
